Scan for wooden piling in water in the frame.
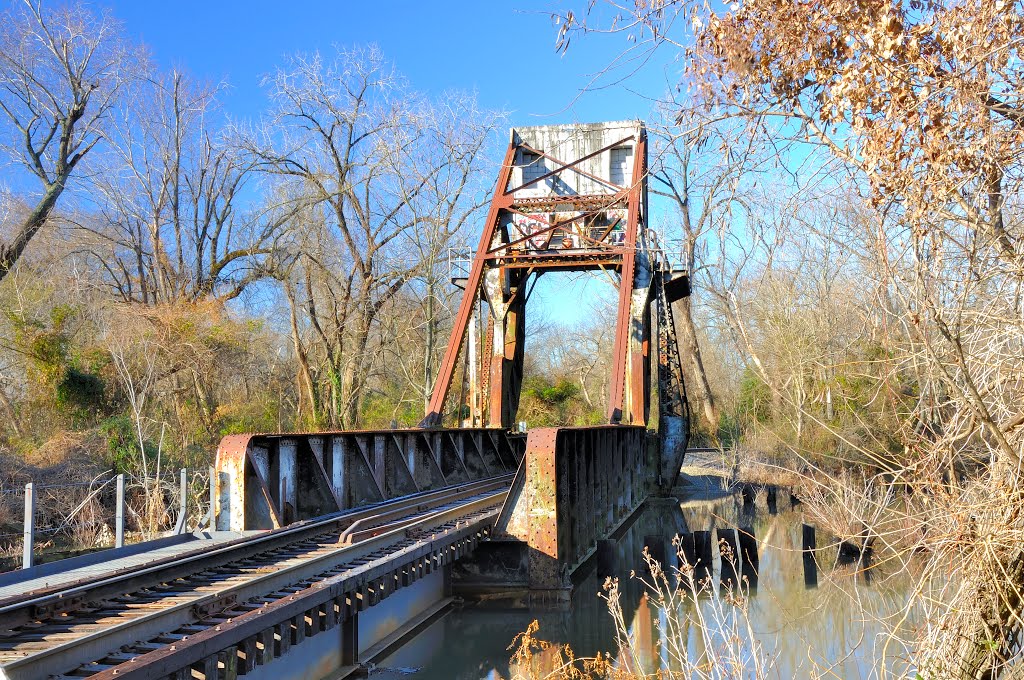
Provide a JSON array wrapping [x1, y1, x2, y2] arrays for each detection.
[[802, 524, 818, 588], [693, 530, 713, 587], [644, 535, 667, 572], [597, 539, 617, 578], [680, 532, 697, 567], [838, 525, 874, 564], [718, 527, 739, 589], [802, 523, 817, 553], [738, 526, 759, 589], [766, 486, 778, 514], [741, 484, 756, 510]]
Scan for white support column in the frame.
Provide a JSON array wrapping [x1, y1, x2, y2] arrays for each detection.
[[468, 311, 479, 426], [115, 474, 125, 548], [176, 468, 188, 534], [208, 465, 216, 530], [279, 439, 298, 523], [22, 482, 34, 569], [331, 437, 346, 508]]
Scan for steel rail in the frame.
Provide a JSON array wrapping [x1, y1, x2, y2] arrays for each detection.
[[1, 489, 507, 680], [89, 504, 500, 680], [0, 475, 511, 629]]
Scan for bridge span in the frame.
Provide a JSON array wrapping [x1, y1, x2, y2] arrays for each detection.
[[0, 121, 693, 679], [0, 476, 509, 679]]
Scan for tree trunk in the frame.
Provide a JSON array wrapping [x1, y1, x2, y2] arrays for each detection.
[[676, 296, 719, 430], [0, 180, 65, 281], [424, 282, 435, 416], [285, 286, 320, 426], [0, 384, 21, 436], [340, 315, 372, 428]]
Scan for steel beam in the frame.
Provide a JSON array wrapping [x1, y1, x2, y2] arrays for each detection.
[[215, 429, 524, 531], [422, 140, 518, 426], [492, 425, 650, 591], [608, 131, 648, 424]]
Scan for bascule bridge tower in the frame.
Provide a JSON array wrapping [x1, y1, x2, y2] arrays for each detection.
[[424, 120, 689, 442]]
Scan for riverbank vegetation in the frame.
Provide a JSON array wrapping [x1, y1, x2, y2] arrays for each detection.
[[0, 2, 502, 487], [553, 0, 1024, 676], [508, 549, 773, 680]]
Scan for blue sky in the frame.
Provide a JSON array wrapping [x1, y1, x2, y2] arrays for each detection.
[[98, 1, 681, 326], [103, 1, 678, 128]]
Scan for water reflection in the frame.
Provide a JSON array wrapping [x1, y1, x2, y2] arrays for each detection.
[[368, 490, 920, 679]]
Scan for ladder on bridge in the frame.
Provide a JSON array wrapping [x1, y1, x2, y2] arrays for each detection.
[[653, 258, 690, 422]]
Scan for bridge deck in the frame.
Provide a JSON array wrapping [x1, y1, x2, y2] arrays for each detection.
[[0, 477, 510, 680]]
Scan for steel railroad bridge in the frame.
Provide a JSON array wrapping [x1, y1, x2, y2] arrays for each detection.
[[0, 121, 691, 680]]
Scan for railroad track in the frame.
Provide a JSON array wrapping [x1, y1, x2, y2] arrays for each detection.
[[0, 475, 511, 680]]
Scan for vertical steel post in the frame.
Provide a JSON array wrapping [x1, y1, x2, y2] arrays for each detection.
[[209, 465, 216, 530], [467, 310, 478, 426], [22, 482, 35, 569], [179, 468, 188, 533], [341, 613, 358, 666], [422, 139, 518, 426], [608, 130, 646, 423], [115, 473, 125, 548]]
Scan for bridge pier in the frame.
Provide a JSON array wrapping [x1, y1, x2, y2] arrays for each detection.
[[453, 426, 653, 599]]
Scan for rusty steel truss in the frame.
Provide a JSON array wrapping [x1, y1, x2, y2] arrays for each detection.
[[211, 121, 690, 607], [422, 121, 658, 429]]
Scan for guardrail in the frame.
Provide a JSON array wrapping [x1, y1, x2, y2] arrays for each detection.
[[214, 428, 525, 531], [11, 468, 207, 570]]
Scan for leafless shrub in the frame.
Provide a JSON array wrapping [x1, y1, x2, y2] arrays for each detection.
[[507, 548, 774, 679]]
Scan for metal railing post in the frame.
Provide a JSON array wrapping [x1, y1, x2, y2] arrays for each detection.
[[177, 468, 187, 534], [22, 482, 35, 569], [209, 466, 216, 530], [115, 474, 125, 548]]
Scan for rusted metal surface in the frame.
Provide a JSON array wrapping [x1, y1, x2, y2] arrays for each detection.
[[653, 263, 691, 492], [493, 425, 650, 591], [215, 428, 524, 531], [422, 139, 518, 426], [608, 131, 647, 424], [420, 122, 654, 429]]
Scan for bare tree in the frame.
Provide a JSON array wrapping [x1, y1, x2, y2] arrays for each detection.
[[649, 106, 768, 432], [252, 46, 497, 428], [0, 0, 131, 280], [384, 93, 502, 416], [82, 71, 286, 304], [557, 1, 1024, 674]]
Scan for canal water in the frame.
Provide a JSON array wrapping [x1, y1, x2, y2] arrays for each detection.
[[362, 487, 920, 679]]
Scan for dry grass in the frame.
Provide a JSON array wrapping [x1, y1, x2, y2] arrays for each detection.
[[0, 436, 206, 558], [508, 549, 774, 679]]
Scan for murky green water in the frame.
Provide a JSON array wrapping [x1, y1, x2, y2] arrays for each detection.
[[367, 489, 920, 679]]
